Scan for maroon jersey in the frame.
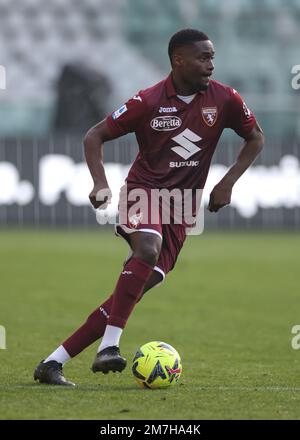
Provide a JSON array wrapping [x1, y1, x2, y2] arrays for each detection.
[[106, 73, 256, 191]]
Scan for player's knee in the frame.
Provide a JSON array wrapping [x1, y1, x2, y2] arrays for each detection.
[[134, 242, 161, 267], [130, 232, 162, 267]]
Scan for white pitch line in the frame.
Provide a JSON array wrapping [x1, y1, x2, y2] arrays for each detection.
[[194, 386, 300, 392]]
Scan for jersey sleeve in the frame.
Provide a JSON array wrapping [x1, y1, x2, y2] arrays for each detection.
[[106, 92, 147, 137], [226, 89, 256, 138]]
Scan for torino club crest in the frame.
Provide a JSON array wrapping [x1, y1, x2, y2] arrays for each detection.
[[129, 212, 143, 228], [201, 107, 218, 127]]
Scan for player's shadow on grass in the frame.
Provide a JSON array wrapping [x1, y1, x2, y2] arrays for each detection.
[[8, 382, 176, 392], [7, 382, 144, 392]]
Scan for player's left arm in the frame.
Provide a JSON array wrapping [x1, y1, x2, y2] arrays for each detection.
[[208, 122, 264, 212], [208, 91, 264, 213]]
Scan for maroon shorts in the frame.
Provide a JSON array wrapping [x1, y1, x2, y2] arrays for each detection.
[[115, 185, 187, 282]]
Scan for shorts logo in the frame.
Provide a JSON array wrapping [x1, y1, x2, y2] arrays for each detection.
[[151, 116, 182, 131], [112, 104, 127, 120], [129, 212, 143, 228], [201, 107, 218, 127]]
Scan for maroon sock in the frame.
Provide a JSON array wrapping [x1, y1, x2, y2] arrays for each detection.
[[62, 295, 113, 357], [107, 257, 153, 329], [62, 258, 153, 357]]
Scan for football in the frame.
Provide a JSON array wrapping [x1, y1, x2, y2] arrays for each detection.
[[132, 341, 182, 389]]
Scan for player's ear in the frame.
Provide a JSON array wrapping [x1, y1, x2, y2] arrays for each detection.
[[172, 52, 184, 68]]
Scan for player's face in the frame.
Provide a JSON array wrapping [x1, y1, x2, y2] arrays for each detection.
[[175, 40, 215, 92]]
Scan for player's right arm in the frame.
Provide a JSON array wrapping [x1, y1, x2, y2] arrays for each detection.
[[84, 119, 116, 209], [84, 93, 147, 209]]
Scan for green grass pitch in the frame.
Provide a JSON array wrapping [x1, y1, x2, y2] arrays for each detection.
[[0, 229, 300, 420]]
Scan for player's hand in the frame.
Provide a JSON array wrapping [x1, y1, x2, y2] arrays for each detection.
[[208, 182, 232, 212], [89, 183, 112, 210]]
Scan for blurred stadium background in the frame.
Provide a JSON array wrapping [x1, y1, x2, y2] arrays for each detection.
[[1, 0, 300, 421], [0, 0, 299, 229]]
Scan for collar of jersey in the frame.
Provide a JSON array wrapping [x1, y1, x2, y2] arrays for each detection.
[[165, 72, 205, 98]]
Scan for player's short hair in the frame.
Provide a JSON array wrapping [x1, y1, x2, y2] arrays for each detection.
[[168, 29, 210, 65]]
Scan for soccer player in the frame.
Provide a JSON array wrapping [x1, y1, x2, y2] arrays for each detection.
[[34, 29, 264, 386]]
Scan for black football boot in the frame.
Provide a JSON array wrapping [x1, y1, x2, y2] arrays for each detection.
[[91, 346, 127, 374], [34, 360, 76, 386]]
